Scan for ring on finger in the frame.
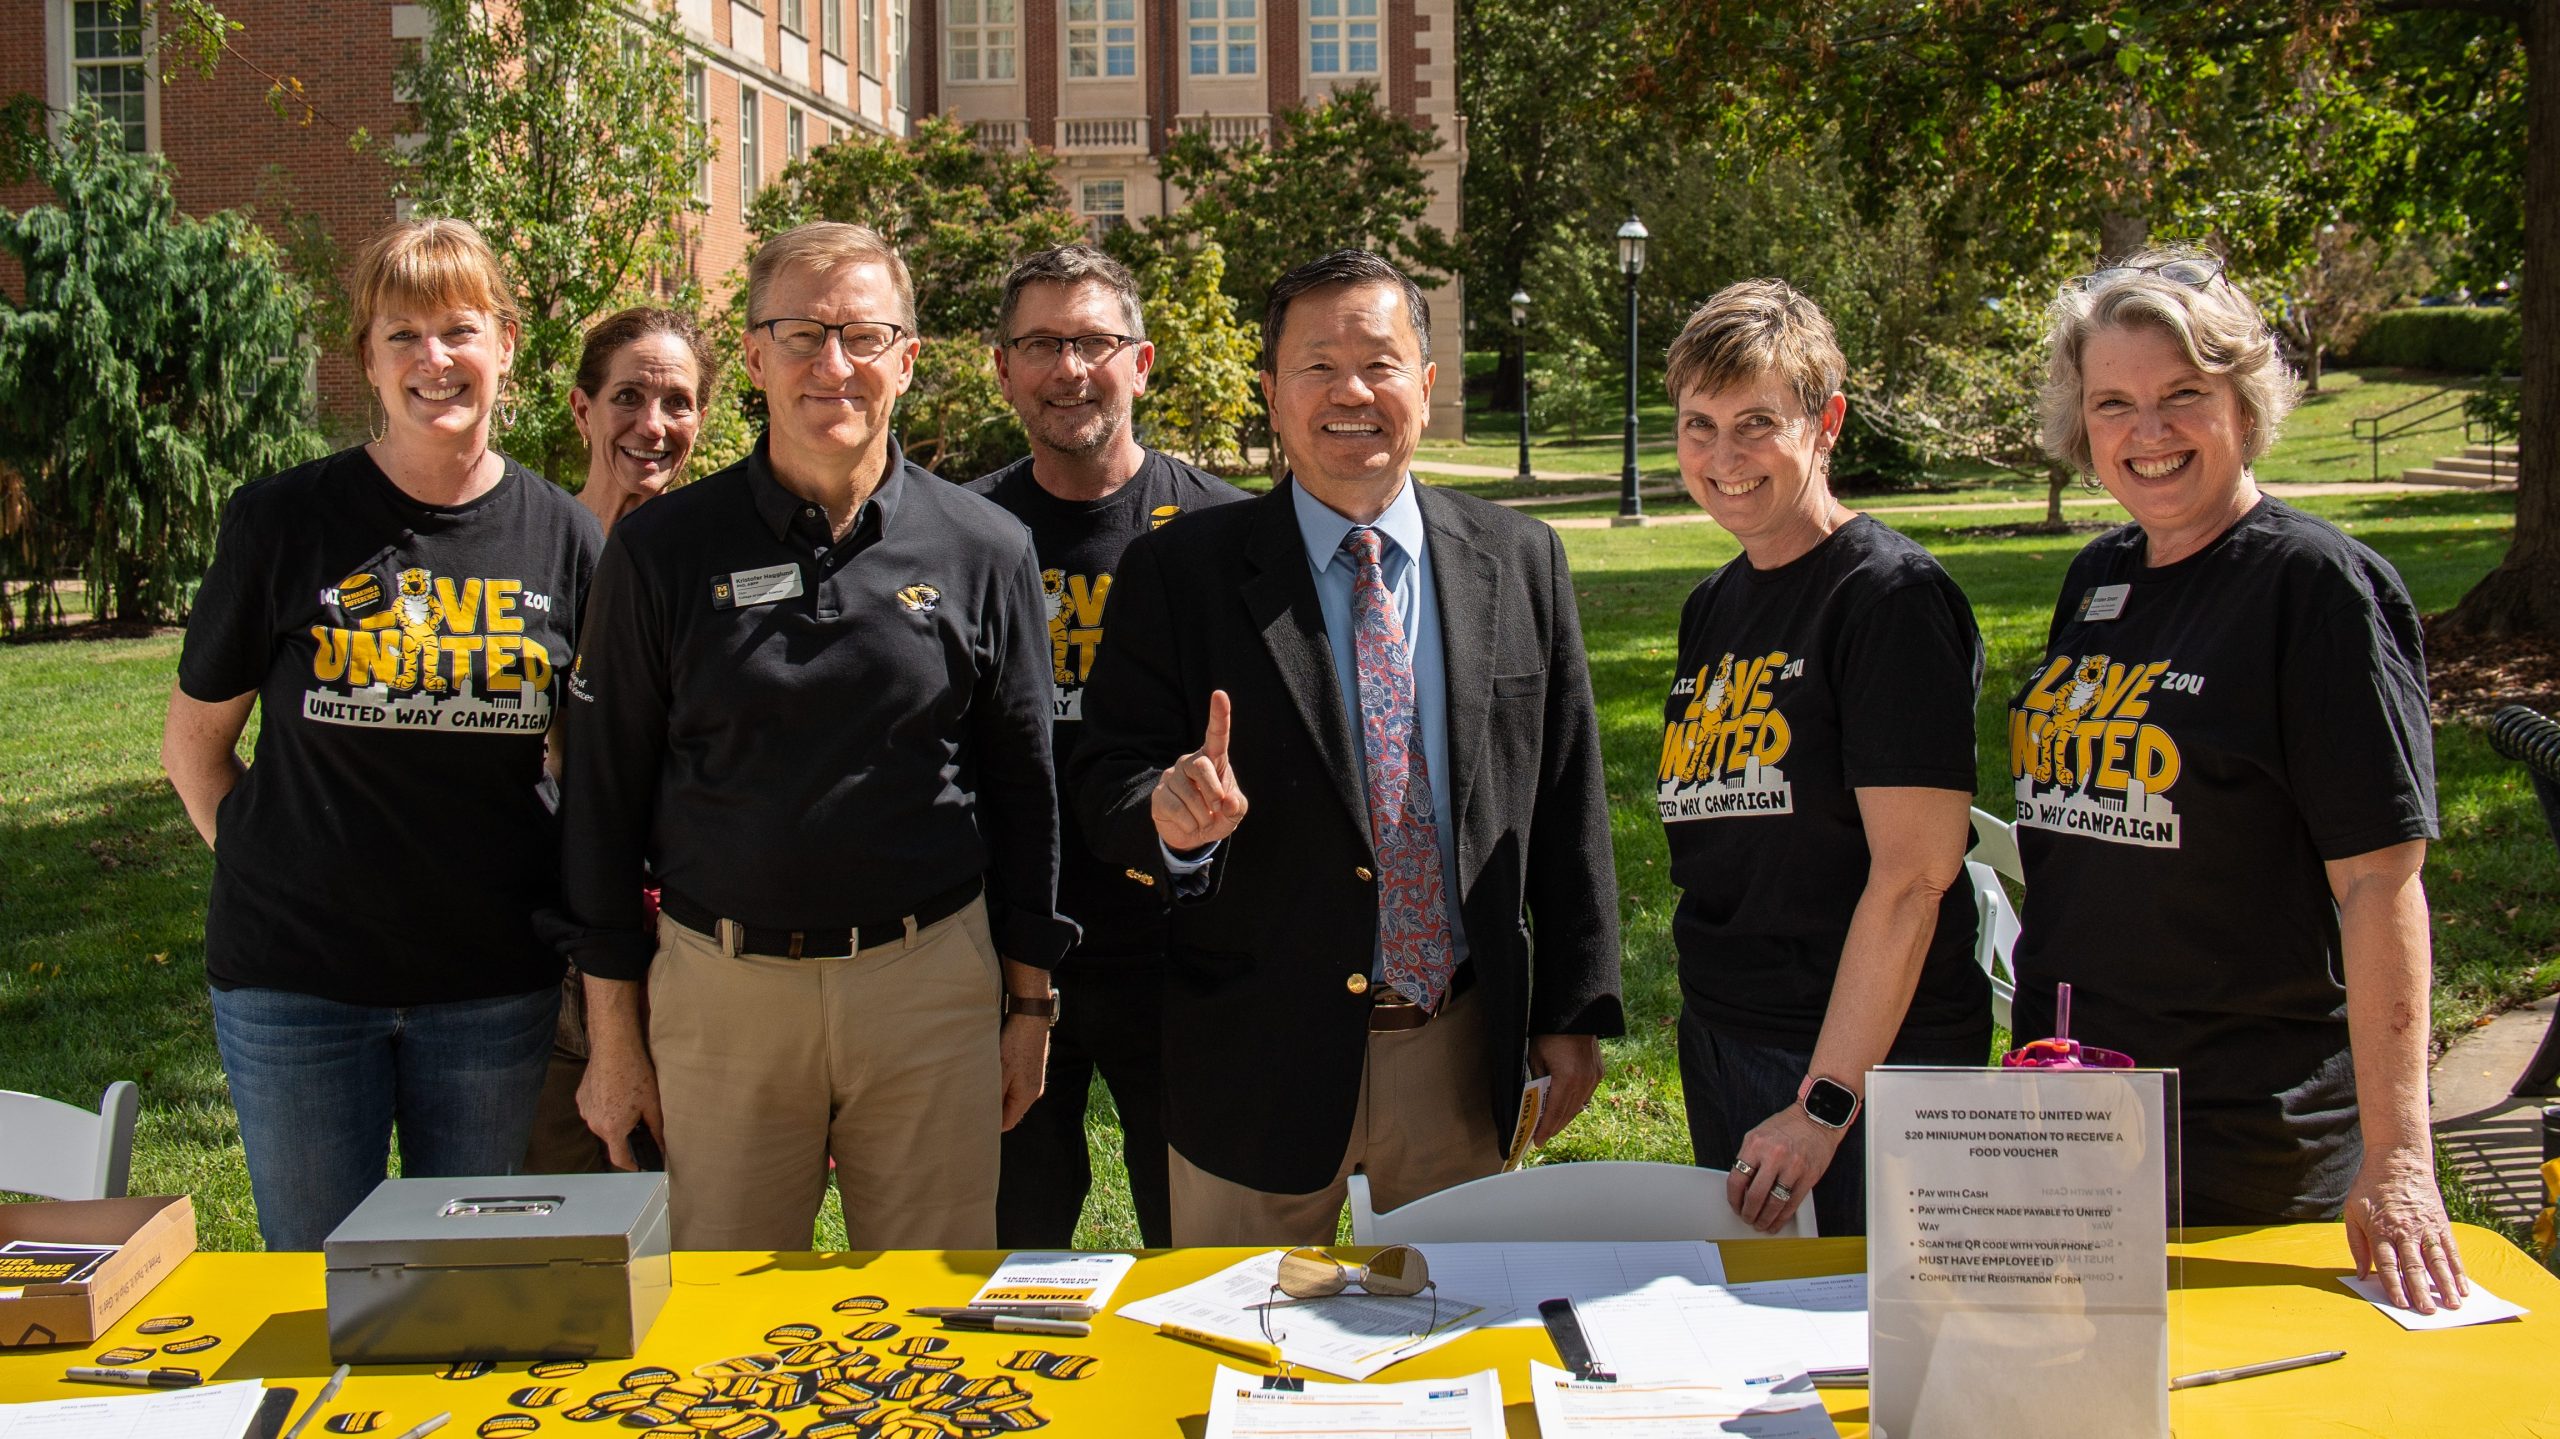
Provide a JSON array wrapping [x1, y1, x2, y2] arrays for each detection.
[[1769, 1182, 1792, 1203], [1732, 1161, 1756, 1179]]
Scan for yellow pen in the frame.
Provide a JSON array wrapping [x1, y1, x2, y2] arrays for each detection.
[[1156, 1322, 1283, 1368]]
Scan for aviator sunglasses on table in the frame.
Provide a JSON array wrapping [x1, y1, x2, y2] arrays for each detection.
[[1255, 1245, 1447, 1369]]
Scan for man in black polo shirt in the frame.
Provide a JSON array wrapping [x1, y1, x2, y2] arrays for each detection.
[[969, 246, 1247, 1247], [560, 222, 1075, 1251]]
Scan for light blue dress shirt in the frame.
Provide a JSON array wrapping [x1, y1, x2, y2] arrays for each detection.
[[1169, 479, 1468, 975]]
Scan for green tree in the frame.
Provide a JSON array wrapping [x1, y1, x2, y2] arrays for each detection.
[[743, 115, 1087, 477], [1131, 240, 1260, 470], [393, 0, 711, 487], [1527, 333, 1609, 443], [0, 101, 323, 627], [1137, 83, 1461, 315]]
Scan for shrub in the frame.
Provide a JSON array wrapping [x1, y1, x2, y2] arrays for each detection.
[[2342, 307, 2521, 374]]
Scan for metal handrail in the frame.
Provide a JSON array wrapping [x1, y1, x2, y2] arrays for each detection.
[[2351, 380, 2509, 481]]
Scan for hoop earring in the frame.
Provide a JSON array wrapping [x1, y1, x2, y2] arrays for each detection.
[[367, 394, 387, 444], [496, 397, 519, 432]]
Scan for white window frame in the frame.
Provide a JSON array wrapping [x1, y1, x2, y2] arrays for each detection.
[[780, 0, 805, 34], [50, 0, 158, 154], [893, 0, 910, 107], [1079, 178, 1127, 239], [821, 0, 842, 55], [1306, 0, 1378, 76], [685, 62, 711, 205], [859, 0, 878, 75], [946, 0, 1016, 83], [1066, 0, 1137, 80], [740, 85, 762, 209], [1185, 0, 1256, 77], [786, 105, 805, 161]]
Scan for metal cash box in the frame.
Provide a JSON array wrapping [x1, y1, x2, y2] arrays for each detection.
[[323, 1173, 671, 1364]]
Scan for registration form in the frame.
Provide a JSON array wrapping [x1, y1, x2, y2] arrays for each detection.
[[1528, 1362, 1840, 1438], [1205, 1365, 1504, 1439]]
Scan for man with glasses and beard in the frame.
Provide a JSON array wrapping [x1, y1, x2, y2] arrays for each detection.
[[559, 222, 1075, 1251], [970, 246, 1247, 1250]]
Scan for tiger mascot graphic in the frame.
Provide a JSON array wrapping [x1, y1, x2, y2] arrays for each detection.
[[1671, 654, 1735, 782], [2032, 652, 2110, 789], [391, 567, 449, 693], [1041, 568, 1074, 686]]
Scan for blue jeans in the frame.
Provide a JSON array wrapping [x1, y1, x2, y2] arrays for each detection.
[[209, 985, 558, 1250], [1678, 1005, 1990, 1238]]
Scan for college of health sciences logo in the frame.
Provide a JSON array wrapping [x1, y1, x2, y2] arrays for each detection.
[[304, 568, 557, 733], [2010, 651, 2189, 848], [1656, 650, 1799, 820]]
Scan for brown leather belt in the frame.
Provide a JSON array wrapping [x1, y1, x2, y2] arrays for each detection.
[[1366, 966, 1474, 1032], [659, 878, 981, 960]]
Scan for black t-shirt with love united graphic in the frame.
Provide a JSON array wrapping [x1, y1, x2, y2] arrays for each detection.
[[1659, 516, 1988, 1050], [2008, 495, 2436, 1220], [967, 450, 1248, 962], [177, 446, 600, 1005]]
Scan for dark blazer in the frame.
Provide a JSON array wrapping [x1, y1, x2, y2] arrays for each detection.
[[1069, 478, 1625, 1194]]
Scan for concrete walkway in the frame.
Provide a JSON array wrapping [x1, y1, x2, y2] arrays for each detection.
[[1492, 477, 2505, 528], [2430, 994, 2557, 1225]]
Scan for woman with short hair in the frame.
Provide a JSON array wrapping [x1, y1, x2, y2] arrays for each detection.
[[160, 218, 600, 1248], [2010, 247, 2463, 1310], [1658, 279, 1988, 1237]]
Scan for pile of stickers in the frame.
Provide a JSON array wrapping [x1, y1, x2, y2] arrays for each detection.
[[90, 1313, 224, 1380], [439, 1297, 1086, 1437]]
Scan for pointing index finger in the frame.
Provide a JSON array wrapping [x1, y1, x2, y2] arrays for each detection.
[[1201, 689, 1232, 763]]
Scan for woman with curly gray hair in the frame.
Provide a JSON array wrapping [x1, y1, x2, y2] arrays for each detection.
[[2006, 248, 2464, 1310]]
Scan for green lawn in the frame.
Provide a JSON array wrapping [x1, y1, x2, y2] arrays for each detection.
[[2, 489, 2548, 1251], [1429, 367, 2496, 505]]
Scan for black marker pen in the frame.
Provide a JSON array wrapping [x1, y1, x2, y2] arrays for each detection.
[[66, 1365, 203, 1388]]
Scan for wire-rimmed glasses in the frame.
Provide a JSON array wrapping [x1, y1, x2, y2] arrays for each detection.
[[1255, 1246, 1447, 1372]]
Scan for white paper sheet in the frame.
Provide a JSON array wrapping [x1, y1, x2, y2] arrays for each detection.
[[0, 1380, 269, 1439], [1205, 1364, 1505, 1439], [2337, 1274, 2529, 1330], [1404, 1241, 1726, 1329], [1116, 1251, 1494, 1379], [1529, 1362, 1842, 1439], [1579, 1272, 1868, 1387], [968, 1250, 1135, 1311]]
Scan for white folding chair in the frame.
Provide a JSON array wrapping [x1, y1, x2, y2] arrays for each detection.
[[1348, 1161, 1816, 1244], [0, 1081, 140, 1200], [1966, 807, 2022, 1032]]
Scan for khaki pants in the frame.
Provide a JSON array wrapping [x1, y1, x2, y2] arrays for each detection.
[[1169, 983, 1505, 1246], [649, 899, 1003, 1251]]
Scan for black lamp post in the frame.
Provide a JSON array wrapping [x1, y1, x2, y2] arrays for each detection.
[[1615, 215, 1650, 525], [1510, 289, 1533, 483]]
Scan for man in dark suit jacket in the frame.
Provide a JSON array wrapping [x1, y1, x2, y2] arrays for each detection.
[[1070, 250, 1625, 1243]]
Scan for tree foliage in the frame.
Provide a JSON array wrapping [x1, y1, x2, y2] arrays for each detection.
[[393, 0, 710, 488], [1527, 334, 1609, 443], [1135, 84, 1460, 314], [1130, 240, 1260, 470], [0, 101, 323, 627]]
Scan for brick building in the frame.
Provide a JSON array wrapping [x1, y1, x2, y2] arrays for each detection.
[[3, 0, 1462, 435], [1, 0, 908, 424], [915, 0, 1466, 435]]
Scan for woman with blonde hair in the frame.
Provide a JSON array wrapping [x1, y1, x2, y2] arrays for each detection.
[[2008, 248, 2463, 1310], [1657, 279, 1987, 1237], [160, 218, 601, 1248]]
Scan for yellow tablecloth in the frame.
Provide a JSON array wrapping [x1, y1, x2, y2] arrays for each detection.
[[2, 1225, 2553, 1435]]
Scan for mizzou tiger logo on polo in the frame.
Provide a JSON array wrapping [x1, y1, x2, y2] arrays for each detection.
[[895, 583, 941, 613]]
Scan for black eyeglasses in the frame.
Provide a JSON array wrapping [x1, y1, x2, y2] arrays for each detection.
[[754, 318, 909, 361], [1003, 333, 1138, 367]]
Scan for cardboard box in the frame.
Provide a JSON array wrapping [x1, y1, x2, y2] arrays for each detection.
[[323, 1174, 670, 1364], [0, 1195, 196, 1348]]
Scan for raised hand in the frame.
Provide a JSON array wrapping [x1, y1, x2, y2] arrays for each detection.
[[1150, 689, 1249, 850]]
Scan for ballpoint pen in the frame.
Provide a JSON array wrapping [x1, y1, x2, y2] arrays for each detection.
[[385, 1412, 451, 1439], [909, 1303, 1099, 1321], [281, 1363, 352, 1439], [2170, 1350, 2345, 1390], [1156, 1323, 1283, 1368]]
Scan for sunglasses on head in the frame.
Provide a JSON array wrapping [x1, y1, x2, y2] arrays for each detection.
[[2073, 256, 2228, 292]]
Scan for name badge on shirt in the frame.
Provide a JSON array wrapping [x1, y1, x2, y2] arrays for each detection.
[[712, 563, 804, 609], [2076, 583, 2131, 623]]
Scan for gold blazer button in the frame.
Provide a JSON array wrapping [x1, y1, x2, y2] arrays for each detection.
[[1346, 973, 1370, 995], [1354, 866, 1374, 881]]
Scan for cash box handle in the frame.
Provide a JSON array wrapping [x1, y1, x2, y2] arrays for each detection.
[[439, 1196, 564, 1218]]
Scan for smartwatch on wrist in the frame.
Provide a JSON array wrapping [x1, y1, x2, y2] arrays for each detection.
[[1798, 1074, 1860, 1130], [1003, 990, 1061, 1027]]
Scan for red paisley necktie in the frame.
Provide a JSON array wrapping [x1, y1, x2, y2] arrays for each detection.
[[1341, 526, 1455, 1012]]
